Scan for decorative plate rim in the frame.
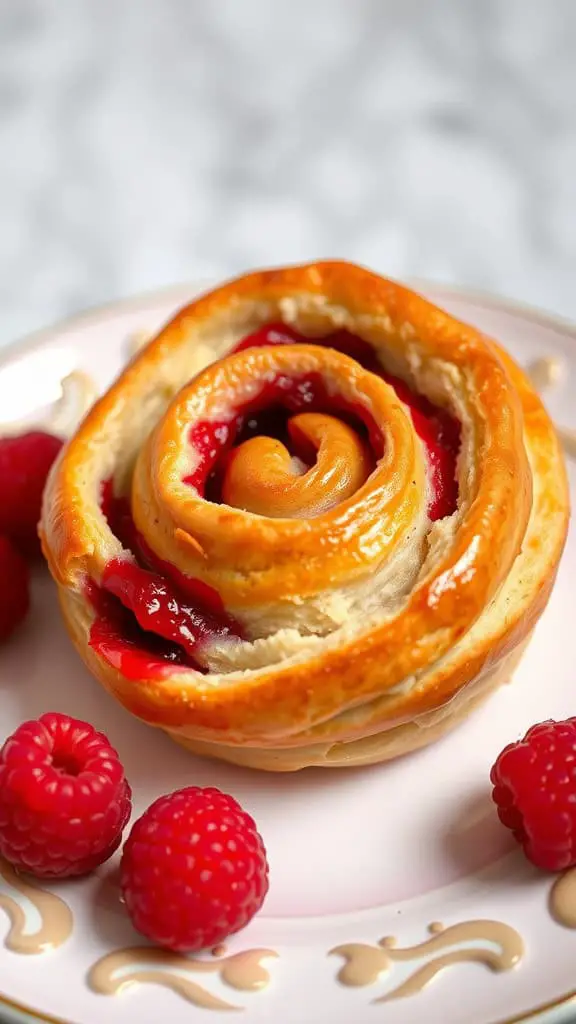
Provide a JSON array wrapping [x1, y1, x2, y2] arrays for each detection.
[[1, 279, 575, 1024]]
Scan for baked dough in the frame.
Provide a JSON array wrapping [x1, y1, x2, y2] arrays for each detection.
[[40, 262, 570, 770]]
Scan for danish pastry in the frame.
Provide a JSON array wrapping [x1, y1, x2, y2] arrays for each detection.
[[40, 262, 569, 770]]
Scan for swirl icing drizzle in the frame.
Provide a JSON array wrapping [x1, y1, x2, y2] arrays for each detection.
[[88, 946, 277, 1010], [549, 867, 576, 929], [331, 919, 524, 1003], [0, 857, 73, 954]]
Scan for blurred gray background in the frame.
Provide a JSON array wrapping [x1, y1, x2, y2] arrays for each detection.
[[0, 0, 575, 348]]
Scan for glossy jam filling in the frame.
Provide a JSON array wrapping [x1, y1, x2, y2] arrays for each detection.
[[87, 579, 191, 679], [88, 483, 243, 678], [89, 324, 461, 676]]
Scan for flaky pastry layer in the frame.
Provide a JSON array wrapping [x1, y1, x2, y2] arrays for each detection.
[[40, 262, 570, 770]]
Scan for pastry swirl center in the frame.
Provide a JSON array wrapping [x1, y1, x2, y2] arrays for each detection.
[[221, 412, 373, 518]]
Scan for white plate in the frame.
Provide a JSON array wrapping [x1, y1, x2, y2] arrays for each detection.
[[0, 282, 576, 1024]]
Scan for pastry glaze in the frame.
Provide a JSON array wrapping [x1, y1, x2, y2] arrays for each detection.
[[0, 858, 73, 954], [40, 262, 570, 770], [331, 919, 524, 1002], [88, 946, 277, 1010]]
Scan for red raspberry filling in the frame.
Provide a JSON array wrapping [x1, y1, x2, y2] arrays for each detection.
[[87, 486, 243, 679]]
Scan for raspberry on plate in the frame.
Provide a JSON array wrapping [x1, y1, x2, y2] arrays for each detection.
[[121, 786, 269, 952], [0, 430, 63, 558], [0, 712, 131, 878], [491, 718, 576, 871], [0, 535, 30, 642]]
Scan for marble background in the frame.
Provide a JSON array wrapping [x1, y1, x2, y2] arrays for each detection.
[[0, 0, 575, 348]]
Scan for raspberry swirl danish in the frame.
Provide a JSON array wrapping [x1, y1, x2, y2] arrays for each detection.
[[41, 263, 569, 771]]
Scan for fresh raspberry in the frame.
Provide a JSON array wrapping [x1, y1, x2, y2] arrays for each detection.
[[121, 786, 269, 952], [0, 713, 131, 878], [0, 536, 30, 642], [491, 718, 576, 871], [0, 431, 63, 557]]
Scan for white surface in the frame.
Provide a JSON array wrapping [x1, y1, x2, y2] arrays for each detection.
[[0, 285, 575, 1024], [1, 1, 576, 347]]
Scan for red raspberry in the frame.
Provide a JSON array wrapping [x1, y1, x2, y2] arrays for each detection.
[[0, 431, 63, 557], [491, 718, 576, 871], [0, 536, 30, 641], [0, 713, 131, 878], [121, 786, 269, 952]]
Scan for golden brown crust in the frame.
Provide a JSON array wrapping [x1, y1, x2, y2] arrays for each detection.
[[168, 636, 534, 770], [132, 343, 427, 606], [40, 261, 570, 769]]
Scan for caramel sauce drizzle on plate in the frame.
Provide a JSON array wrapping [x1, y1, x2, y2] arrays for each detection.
[[331, 919, 524, 1003], [88, 946, 278, 1010], [549, 868, 576, 929], [0, 858, 73, 954]]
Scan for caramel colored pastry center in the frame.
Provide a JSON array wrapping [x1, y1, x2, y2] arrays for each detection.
[[221, 412, 373, 519]]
